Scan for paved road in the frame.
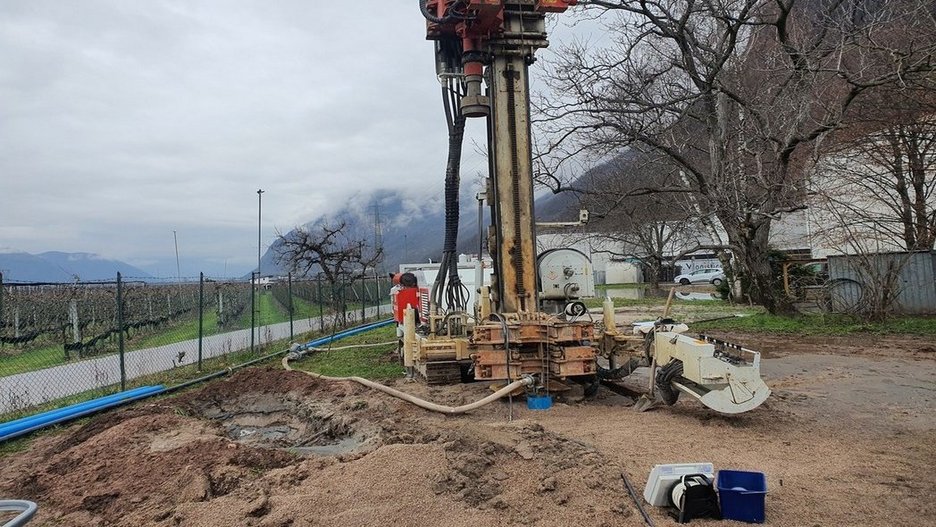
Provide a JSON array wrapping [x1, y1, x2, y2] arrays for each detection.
[[0, 305, 390, 414]]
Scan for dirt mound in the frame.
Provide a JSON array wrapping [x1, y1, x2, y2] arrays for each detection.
[[0, 369, 633, 526], [2, 410, 297, 526], [3, 355, 933, 526]]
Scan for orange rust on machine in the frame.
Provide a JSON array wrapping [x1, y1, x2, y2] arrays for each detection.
[[472, 321, 594, 345]]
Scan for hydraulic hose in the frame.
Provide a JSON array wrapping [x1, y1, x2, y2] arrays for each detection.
[[431, 79, 469, 315], [283, 356, 532, 415], [419, 0, 448, 23], [419, 0, 471, 24]]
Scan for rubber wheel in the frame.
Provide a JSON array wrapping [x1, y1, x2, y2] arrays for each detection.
[[711, 278, 722, 286], [679, 278, 690, 285]]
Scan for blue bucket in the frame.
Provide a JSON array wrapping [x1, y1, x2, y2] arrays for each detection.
[[717, 470, 767, 523], [526, 395, 553, 410]]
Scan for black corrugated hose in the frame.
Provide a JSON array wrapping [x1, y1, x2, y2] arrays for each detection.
[[430, 74, 470, 317], [418, 0, 473, 24]]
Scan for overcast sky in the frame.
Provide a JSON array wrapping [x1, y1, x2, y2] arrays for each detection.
[[0, 1, 597, 278]]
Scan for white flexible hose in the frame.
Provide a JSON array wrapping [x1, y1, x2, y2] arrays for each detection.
[[0, 500, 37, 527], [283, 357, 532, 415]]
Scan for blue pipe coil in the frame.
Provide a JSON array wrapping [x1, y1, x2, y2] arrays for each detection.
[[0, 386, 159, 435]]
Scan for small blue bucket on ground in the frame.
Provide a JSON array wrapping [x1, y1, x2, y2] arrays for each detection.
[[717, 470, 767, 523], [526, 394, 553, 410]]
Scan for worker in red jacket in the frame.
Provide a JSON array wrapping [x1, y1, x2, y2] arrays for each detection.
[[390, 272, 421, 359]]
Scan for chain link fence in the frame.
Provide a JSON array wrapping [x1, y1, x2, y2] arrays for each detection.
[[0, 272, 391, 418]]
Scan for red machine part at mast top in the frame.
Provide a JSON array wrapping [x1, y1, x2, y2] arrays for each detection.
[[423, 1, 576, 80], [424, 1, 576, 39]]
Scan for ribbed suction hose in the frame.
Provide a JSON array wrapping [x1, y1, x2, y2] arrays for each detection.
[[283, 357, 532, 415]]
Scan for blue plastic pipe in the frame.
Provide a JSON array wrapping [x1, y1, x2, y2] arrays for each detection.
[[298, 319, 393, 351], [0, 386, 159, 435], [0, 386, 164, 441]]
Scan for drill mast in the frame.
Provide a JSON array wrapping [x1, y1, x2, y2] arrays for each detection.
[[416, 1, 596, 385]]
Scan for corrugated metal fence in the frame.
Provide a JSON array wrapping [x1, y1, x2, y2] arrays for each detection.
[[827, 251, 936, 315]]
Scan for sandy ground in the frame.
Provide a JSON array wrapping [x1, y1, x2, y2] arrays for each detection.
[[1, 332, 933, 527]]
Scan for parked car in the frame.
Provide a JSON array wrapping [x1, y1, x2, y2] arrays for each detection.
[[674, 268, 725, 286]]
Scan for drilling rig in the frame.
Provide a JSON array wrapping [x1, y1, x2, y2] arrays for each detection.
[[408, 0, 595, 391], [408, 0, 770, 414]]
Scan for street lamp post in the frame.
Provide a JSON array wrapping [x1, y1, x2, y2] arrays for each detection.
[[173, 230, 181, 284], [257, 189, 264, 279], [255, 189, 264, 349]]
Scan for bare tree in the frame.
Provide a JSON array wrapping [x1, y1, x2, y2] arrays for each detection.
[[536, 0, 936, 314], [575, 153, 725, 288], [809, 189, 915, 321], [816, 97, 936, 252], [807, 90, 935, 321], [275, 220, 382, 326]]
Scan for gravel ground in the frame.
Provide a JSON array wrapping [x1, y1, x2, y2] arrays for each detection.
[[1, 334, 933, 527]]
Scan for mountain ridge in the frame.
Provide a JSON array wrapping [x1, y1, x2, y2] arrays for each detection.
[[0, 250, 154, 283]]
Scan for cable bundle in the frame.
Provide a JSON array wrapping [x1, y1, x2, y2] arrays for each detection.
[[429, 45, 471, 317]]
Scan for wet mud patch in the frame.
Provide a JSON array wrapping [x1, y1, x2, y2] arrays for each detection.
[[192, 391, 381, 457]]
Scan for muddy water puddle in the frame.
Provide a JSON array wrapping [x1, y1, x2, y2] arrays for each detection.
[[286, 436, 369, 456], [194, 392, 379, 457]]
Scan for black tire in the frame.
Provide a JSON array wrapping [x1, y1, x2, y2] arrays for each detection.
[[711, 278, 723, 286], [679, 278, 690, 285], [459, 362, 475, 383]]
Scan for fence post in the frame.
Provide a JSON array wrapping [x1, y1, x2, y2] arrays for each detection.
[[341, 281, 348, 327], [317, 274, 324, 331], [288, 272, 294, 341], [0, 272, 3, 343], [117, 272, 126, 391], [374, 269, 381, 319], [198, 272, 204, 371], [250, 272, 256, 353], [68, 299, 79, 360], [360, 278, 366, 322]]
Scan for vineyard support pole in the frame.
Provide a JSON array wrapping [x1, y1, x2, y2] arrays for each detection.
[[360, 278, 366, 322], [317, 274, 324, 331], [288, 273, 294, 342], [117, 272, 126, 391], [198, 272, 204, 371], [250, 272, 256, 353], [341, 281, 347, 327], [374, 269, 380, 318], [0, 272, 3, 345]]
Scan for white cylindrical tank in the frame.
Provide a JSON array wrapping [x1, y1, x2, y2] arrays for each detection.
[[537, 248, 595, 300]]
